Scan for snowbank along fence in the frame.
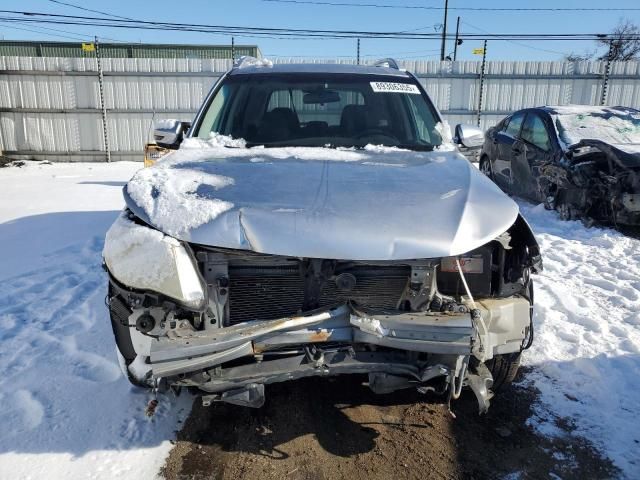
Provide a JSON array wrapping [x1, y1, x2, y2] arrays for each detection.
[[1, 56, 639, 162]]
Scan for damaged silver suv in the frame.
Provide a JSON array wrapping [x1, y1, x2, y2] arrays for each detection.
[[104, 58, 542, 412]]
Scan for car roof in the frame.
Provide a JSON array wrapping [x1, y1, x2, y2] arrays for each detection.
[[228, 62, 412, 78]]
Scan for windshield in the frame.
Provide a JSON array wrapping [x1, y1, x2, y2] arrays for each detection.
[[555, 108, 640, 146], [195, 73, 443, 150]]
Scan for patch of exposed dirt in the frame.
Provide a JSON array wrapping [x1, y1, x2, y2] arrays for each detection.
[[161, 370, 619, 480]]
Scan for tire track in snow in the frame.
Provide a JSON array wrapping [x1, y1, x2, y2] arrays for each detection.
[[0, 230, 191, 479]]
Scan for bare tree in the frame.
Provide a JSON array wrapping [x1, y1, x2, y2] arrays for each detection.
[[597, 20, 640, 61], [564, 51, 595, 62]]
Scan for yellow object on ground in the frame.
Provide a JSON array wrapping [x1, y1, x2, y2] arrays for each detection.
[[144, 143, 170, 167]]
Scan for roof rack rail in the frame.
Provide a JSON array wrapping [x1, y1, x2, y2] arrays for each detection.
[[373, 58, 399, 70], [233, 55, 273, 69]]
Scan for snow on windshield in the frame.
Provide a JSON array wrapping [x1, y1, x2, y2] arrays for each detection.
[[554, 107, 640, 146]]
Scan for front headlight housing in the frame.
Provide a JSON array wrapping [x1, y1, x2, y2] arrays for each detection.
[[103, 211, 206, 310]]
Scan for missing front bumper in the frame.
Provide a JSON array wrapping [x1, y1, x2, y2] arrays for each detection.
[[149, 297, 530, 378], [140, 297, 528, 412]]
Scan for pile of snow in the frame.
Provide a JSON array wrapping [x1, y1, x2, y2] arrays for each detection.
[[235, 56, 273, 68], [126, 160, 235, 237], [520, 200, 640, 476], [179, 133, 435, 162], [181, 132, 246, 149], [0, 161, 191, 480], [435, 120, 457, 152]]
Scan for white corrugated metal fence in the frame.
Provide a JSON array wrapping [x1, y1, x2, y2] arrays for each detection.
[[1, 56, 639, 161]]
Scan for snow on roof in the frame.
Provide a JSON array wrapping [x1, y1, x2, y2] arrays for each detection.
[[229, 62, 410, 77]]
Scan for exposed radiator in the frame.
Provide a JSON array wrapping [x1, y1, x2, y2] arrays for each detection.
[[227, 263, 409, 325], [228, 265, 305, 324], [319, 266, 410, 310]]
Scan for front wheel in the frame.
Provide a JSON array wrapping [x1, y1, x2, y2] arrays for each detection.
[[484, 280, 533, 392], [485, 353, 522, 391], [479, 156, 493, 180]]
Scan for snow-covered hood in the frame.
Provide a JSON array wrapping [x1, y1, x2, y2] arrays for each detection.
[[124, 144, 519, 260]]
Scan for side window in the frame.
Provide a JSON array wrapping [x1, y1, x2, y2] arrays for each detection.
[[405, 94, 439, 144], [521, 113, 551, 151], [197, 84, 230, 138], [505, 112, 525, 138]]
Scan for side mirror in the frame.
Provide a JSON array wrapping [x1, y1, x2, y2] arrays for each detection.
[[454, 124, 484, 149], [153, 120, 191, 149]]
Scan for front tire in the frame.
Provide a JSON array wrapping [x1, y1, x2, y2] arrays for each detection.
[[479, 156, 493, 180], [485, 353, 522, 391], [485, 280, 533, 392]]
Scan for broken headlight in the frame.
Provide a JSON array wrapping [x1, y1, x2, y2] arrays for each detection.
[[103, 211, 206, 310]]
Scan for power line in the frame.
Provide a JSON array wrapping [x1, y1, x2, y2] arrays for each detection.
[[0, 19, 125, 43], [265, 47, 442, 58], [48, 0, 135, 21], [461, 20, 572, 57], [262, 0, 640, 12], [0, 10, 638, 42], [0, 22, 88, 41], [4, 20, 88, 40]]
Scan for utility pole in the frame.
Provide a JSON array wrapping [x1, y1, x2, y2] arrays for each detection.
[[231, 36, 235, 62], [477, 40, 488, 127], [95, 36, 110, 163], [600, 38, 613, 106], [440, 0, 449, 61], [357, 38, 360, 65], [453, 16, 461, 61]]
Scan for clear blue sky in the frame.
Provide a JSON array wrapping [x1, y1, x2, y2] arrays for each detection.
[[2, 0, 640, 61]]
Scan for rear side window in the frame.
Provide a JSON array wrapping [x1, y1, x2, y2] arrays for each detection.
[[505, 112, 525, 137], [521, 113, 551, 151]]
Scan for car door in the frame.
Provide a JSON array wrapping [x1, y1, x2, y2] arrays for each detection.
[[491, 111, 525, 190], [512, 112, 556, 202]]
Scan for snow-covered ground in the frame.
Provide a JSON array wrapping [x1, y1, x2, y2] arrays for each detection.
[[0, 162, 191, 480], [1, 160, 639, 478], [520, 202, 640, 477]]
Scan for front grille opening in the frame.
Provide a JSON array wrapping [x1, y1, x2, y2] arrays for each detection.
[[228, 265, 305, 324], [319, 266, 410, 311], [226, 263, 410, 325]]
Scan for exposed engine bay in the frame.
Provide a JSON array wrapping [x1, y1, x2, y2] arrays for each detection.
[[105, 212, 541, 413]]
